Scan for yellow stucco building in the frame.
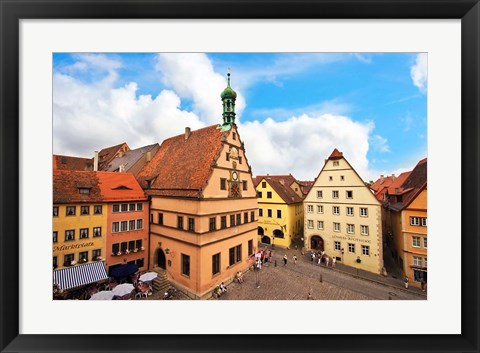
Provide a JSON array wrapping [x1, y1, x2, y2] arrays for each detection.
[[303, 149, 384, 274], [254, 175, 304, 249]]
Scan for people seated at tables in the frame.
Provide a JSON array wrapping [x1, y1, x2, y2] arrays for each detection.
[[219, 282, 227, 293]]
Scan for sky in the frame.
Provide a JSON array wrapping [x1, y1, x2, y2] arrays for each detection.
[[53, 52, 427, 182]]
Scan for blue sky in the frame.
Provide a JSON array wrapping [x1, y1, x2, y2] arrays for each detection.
[[53, 52, 427, 181]]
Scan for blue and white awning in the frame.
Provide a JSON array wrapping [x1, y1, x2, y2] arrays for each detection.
[[53, 261, 108, 290]]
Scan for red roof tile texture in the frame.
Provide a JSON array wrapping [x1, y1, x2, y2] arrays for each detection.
[[53, 170, 146, 204], [137, 125, 228, 197], [98, 143, 129, 170], [328, 148, 343, 159], [53, 155, 94, 171], [254, 174, 304, 204]]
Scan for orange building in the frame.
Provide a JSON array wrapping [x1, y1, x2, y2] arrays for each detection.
[[384, 158, 427, 287], [137, 73, 258, 299]]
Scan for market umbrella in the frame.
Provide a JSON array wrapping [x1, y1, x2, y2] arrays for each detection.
[[139, 272, 158, 282], [89, 291, 115, 300], [112, 283, 134, 297]]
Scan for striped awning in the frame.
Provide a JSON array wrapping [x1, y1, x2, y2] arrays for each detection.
[[53, 261, 108, 291]]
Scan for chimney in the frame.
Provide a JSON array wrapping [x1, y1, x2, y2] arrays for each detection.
[[146, 151, 151, 162], [391, 173, 396, 180], [94, 151, 99, 171], [380, 174, 384, 183], [118, 151, 124, 158], [185, 127, 191, 140]]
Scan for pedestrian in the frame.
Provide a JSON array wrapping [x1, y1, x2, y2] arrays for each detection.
[[293, 255, 297, 265], [283, 254, 288, 266], [325, 257, 330, 267], [420, 278, 426, 291], [312, 252, 316, 262], [295, 245, 298, 250], [307, 290, 313, 300], [317, 257, 321, 265], [404, 276, 409, 289], [269, 251, 273, 262], [332, 257, 336, 268]]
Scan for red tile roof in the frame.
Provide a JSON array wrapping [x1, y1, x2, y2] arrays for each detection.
[[328, 148, 343, 159], [98, 143, 129, 170], [297, 180, 314, 195], [254, 174, 304, 204], [53, 170, 146, 204], [53, 155, 94, 171], [137, 125, 228, 198]]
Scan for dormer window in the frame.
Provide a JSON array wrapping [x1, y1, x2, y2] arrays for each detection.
[[79, 188, 90, 194]]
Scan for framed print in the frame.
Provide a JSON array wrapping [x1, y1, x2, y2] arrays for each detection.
[[1, 0, 479, 352]]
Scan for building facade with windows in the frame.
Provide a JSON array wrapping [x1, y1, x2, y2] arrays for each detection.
[[303, 149, 384, 274], [254, 174, 304, 248], [136, 74, 258, 299], [384, 158, 427, 287]]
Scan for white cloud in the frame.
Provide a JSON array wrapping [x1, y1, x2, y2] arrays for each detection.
[[370, 134, 390, 153], [240, 113, 374, 181], [155, 53, 246, 124], [410, 53, 428, 93]]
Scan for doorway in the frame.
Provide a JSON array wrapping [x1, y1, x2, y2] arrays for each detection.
[[310, 236, 324, 251], [157, 248, 166, 269]]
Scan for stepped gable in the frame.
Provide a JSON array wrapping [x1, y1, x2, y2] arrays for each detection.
[[137, 125, 228, 198], [96, 172, 146, 202], [254, 174, 303, 204], [53, 155, 94, 171], [53, 170, 102, 204]]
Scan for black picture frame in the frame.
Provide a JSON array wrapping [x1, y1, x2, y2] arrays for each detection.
[[1, 1, 479, 352]]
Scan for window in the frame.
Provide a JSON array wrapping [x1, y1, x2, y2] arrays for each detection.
[[79, 251, 88, 262], [250, 211, 255, 222], [333, 206, 340, 215], [413, 256, 422, 266], [262, 181, 266, 188], [424, 257, 427, 267], [53, 256, 57, 268], [267, 209, 272, 218], [412, 236, 421, 247], [137, 203, 143, 211], [333, 223, 340, 232], [80, 228, 89, 239], [421, 218, 428, 226], [94, 205, 102, 214], [53, 206, 59, 217], [121, 204, 128, 212], [317, 190, 323, 198], [317, 221, 324, 230], [212, 253, 221, 275], [53, 231, 58, 243], [340, 175, 345, 181], [230, 214, 235, 227], [158, 213, 163, 225], [129, 203, 136, 211], [221, 216, 227, 229], [209, 217, 216, 231], [188, 217, 195, 231], [307, 220, 314, 229], [66, 206, 76, 216], [257, 191, 262, 198], [113, 204, 120, 213], [236, 213, 241, 225], [259, 209, 263, 217], [93, 227, 101, 237], [248, 239, 253, 256], [220, 178, 227, 190], [226, 152, 230, 161], [348, 243, 355, 253], [360, 225, 369, 235], [112, 243, 120, 254], [317, 205, 323, 213], [136, 219, 143, 230], [277, 210, 282, 218], [267, 191, 272, 199], [362, 245, 370, 256], [242, 180, 247, 190], [333, 161, 339, 166], [128, 240, 135, 251], [346, 207, 354, 216], [232, 132, 236, 140], [329, 176, 333, 181], [360, 208, 368, 217], [347, 224, 355, 234], [346, 190, 353, 199], [229, 245, 242, 266], [129, 220, 136, 230], [181, 254, 190, 277], [92, 249, 101, 260], [65, 230, 75, 241], [112, 222, 119, 233], [410, 217, 420, 226], [239, 156, 242, 164], [334, 241, 341, 251], [135, 239, 143, 249], [120, 242, 127, 252], [177, 216, 184, 229], [121, 221, 128, 232], [244, 212, 249, 223], [307, 205, 313, 213], [424, 237, 427, 248], [79, 188, 90, 194], [332, 190, 339, 198], [64, 253, 74, 265]]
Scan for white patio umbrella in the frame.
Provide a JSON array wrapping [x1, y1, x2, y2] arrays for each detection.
[[139, 272, 158, 282], [89, 291, 115, 300], [112, 283, 134, 297]]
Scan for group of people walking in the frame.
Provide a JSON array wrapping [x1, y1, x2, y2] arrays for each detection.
[[310, 250, 336, 267]]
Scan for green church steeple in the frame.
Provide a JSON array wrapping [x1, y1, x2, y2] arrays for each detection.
[[220, 70, 237, 131]]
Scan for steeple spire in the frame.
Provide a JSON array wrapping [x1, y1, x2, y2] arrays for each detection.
[[220, 70, 237, 131]]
